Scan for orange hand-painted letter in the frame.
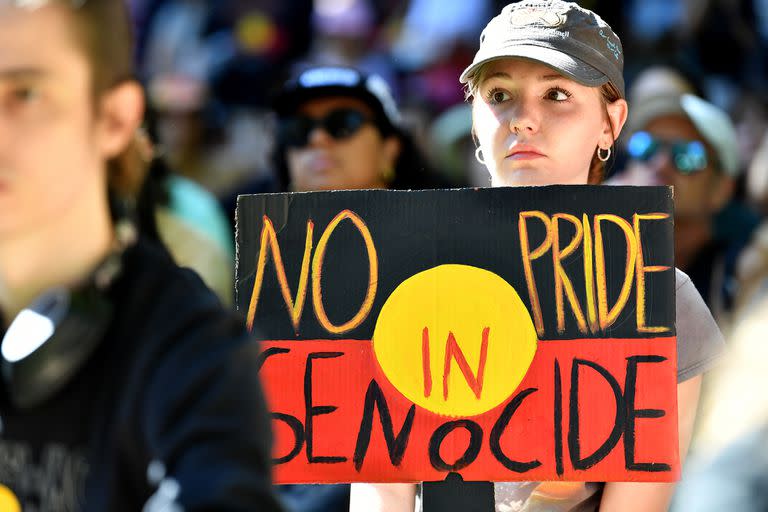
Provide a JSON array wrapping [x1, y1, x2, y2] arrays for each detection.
[[312, 210, 378, 334], [441, 327, 490, 400], [519, 211, 553, 338], [246, 216, 314, 332], [634, 213, 671, 333]]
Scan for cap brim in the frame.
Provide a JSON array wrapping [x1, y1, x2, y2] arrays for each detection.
[[459, 43, 607, 87], [273, 85, 369, 115], [626, 95, 685, 135], [272, 84, 402, 136]]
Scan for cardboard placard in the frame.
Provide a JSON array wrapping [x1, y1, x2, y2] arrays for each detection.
[[236, 186, 678, 484]]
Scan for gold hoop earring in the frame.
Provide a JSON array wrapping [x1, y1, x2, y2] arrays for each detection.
[[597, 147, 611, 162], [381, 166, 395, 183], [475, 147, 486, 166]]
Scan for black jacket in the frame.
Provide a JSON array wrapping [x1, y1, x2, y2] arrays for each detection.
[[0, 239, 283, 511]]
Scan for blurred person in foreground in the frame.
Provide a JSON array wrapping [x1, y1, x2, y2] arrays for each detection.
[[267, 65, 451, 512], [731, 98, 768, 314], [609, 92, 759, 324], [0, 2, 282, 511]]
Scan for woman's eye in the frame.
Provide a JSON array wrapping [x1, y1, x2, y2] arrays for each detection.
[[486, 88, 510, 104], [546, 88, 571, 101]]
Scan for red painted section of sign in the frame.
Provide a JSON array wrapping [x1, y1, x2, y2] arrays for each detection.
[[259, 337, 678, 483]]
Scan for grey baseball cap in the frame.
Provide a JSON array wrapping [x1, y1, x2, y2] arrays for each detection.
[[460, 0, 625, 97]]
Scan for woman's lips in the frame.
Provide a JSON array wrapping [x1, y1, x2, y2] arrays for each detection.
[[506, 145, 544, 161], [507, 151, 544, 161], [306, 155, 335, 173]]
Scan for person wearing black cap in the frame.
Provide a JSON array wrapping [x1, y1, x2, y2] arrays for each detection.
[[271, 65, 450, 193], [270, 65, 451, 512], [351, 2, 724, 511]]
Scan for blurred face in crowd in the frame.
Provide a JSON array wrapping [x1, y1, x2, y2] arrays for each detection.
[[284, 96, 400, 191], [630, 114, 733, 219], [0, 4, 141, 239], [471, 58, 626, 187], [149, 75, 207, 170]]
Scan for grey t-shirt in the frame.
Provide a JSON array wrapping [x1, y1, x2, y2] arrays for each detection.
[[491, 268, 725, 512], [674, 269, 726, 382]]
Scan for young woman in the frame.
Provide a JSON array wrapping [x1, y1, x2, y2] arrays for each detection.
[[0, 2, 281, 510], [350, 1, 724, 511]]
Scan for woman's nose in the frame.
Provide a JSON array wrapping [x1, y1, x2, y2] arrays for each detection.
[[306, 125, 333, 147], [508, 99, 539, 135], [646, 150, 677, 183]]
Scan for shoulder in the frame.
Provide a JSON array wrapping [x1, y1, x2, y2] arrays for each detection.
[[675, 267, 715, 320], [165, 174, 234, 255], [114, 238, 233, 326], [108, 241, 280, 509], [674, 268, 726, 382], [155, 208, 234, 305], [108, 239, 253, 402]]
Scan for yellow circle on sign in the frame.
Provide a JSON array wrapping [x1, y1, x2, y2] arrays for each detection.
[[0, 485, 21, 512], [373, 264, 537, 417]]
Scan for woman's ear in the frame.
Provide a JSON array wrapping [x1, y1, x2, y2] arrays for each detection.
[[96, 81, 145, 160], [603, 98, 628, 146]]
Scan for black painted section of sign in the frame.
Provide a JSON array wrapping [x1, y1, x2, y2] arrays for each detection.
[[236, 186, 674, 341]]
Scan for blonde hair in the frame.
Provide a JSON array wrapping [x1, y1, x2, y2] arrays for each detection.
[[465, 64, 624, 184]]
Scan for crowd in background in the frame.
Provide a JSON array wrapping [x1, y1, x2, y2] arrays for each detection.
[[125, 0, 768, 231], [124, 0, 768, 510]]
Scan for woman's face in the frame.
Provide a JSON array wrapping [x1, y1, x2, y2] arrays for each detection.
[[472, 58, 625, 187], [285, 96, 400, 192]]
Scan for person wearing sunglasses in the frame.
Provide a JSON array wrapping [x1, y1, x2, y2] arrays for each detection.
[[271, 65, 450, 193], [611, 92, 759, 320], [267, 65, 452, 512]]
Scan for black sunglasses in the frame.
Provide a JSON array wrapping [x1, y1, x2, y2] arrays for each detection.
[[627, 131, 710, 174], [279, 108, 372, 147]]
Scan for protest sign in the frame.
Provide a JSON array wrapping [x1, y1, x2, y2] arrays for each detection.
[[236, 186, 677, 483]]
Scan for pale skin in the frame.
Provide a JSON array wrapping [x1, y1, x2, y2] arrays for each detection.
[[0, 4, 143, 321], [351, 58, 703, 512]]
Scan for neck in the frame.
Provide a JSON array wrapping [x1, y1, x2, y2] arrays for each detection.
[[0, 192, 114, 323]]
